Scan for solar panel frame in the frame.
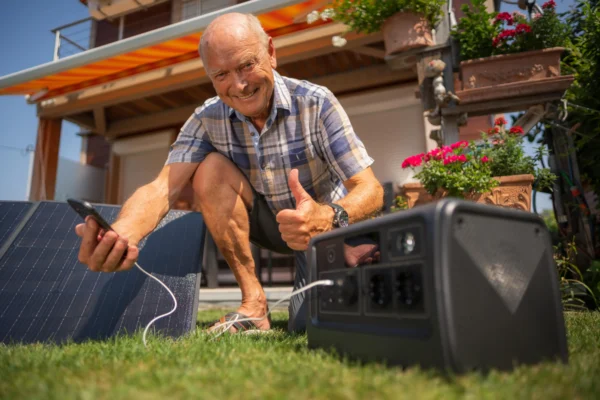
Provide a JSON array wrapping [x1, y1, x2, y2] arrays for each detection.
[[0, 201, 35, 257], [0, 201, 205, 344]]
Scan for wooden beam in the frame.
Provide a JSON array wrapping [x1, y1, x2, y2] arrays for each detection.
[[104, 151, 121, 204], [93, 107, 106, 134], [39, 65, 209, 119], [106, 104, 197, 138], [104, 65, 416, 138], [351, 46, 386, 59], [29, 118, 62, 201], [312, 64, 416, 95], [65, 114, 96, 131]]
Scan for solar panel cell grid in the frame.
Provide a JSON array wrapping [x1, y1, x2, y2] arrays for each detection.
[[0, 201, 205, 344]]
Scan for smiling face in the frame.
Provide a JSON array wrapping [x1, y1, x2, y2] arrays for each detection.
[[201, 15, 277, 126]]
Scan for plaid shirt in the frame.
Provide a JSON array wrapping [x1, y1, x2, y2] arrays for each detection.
[[166, 70, 374, 214]]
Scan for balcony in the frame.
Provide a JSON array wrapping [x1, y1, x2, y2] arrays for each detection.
[[51, 0, 240, 60]]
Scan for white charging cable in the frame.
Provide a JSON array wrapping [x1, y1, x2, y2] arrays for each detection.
[[211, 279, 334, 339], [133, 261, 178, 348]]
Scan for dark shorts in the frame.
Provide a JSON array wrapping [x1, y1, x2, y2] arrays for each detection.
[[248, 187, 294, 255]]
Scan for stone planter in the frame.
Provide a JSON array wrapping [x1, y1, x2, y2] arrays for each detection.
[[402, 174, 535, 211], [382, 12, 433, 56], [456, 47, 574, 104]]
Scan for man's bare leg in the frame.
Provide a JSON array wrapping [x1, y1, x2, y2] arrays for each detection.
[[192, 152, 270, 332]]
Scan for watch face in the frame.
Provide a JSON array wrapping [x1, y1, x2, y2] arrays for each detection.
[[337, 210, 349, 228]]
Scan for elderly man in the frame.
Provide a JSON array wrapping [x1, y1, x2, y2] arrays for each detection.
[[75, 12, 383, 333]]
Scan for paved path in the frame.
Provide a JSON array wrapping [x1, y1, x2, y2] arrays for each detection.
[[198, 286, 293, 310]]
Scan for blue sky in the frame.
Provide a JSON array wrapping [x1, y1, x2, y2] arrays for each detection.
[[0, 0, 89, 200], [0, 0, 576, 209]]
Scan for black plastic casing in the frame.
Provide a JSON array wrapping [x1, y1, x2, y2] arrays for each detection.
[[307, 199, 568, 373]]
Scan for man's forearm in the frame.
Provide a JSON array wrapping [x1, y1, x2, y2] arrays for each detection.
[[337, 180, 384, 224], [113, 180, 171, 245]]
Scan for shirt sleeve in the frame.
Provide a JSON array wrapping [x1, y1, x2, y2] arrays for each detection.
[[317, 88, 374, 182], [165, 106, 216, 165]]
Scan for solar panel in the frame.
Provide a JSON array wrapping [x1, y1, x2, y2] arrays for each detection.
[[0, 201, 33, 251], [0, 201, 206, 344]]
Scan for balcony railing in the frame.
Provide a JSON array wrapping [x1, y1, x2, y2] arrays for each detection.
[[50, 0, 241, 61], [51, 17, 94, 60]]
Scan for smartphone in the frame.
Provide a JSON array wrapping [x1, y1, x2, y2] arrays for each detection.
[[67, 198, 114, 232]]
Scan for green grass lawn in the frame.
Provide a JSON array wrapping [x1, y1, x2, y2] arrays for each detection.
[[1, 310, 599, 400]]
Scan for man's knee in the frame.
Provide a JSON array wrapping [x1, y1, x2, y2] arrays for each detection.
[[192, 152, 253, 207]]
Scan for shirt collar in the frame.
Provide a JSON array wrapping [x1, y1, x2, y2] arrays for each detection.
[[228, 69, 292, 120]]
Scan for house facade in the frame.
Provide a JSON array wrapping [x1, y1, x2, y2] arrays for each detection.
[[0, 0, 497, 207], [0, 0, 499, 285]]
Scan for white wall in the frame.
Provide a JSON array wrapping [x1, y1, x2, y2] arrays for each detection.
[[339, 84, 434, 188], [54, 157, 105, 203], [113, 130, 173, 203]]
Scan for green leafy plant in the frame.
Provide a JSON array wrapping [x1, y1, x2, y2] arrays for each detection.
[[555, 238, 598, 310], [307, 0, 446, 46], [401, 117, 556, 198], [562, 0, 600, 202], [390, 194, 409, 212], [451, 0, 570, 61]]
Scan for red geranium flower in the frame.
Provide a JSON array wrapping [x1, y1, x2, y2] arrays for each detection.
[[495, 117, 507, 126], [481, 156, 490, 163], [516, 23, 532, 34], [509, 126, 525, 135], [494, 12, 514, 26], [401, 154, 424, 168], [542, 0, 556, 10]]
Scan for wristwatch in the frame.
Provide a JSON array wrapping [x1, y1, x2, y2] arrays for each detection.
[[328, 203, 349, 228]]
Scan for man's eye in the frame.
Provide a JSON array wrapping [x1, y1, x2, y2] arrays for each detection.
[[216, 72, 226, 79], [243, 62, 254, 70]]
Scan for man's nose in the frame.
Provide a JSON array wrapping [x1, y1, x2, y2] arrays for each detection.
[[233, 72, 248, 92]]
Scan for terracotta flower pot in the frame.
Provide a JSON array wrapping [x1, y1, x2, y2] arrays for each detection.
[[402, 174, 535, 211], [382, 12, 434, 56], [460, 47, 564, 90], [456, 47, 574, 105]]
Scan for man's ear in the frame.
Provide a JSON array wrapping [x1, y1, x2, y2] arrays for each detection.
[[268, 37, 277, 69]]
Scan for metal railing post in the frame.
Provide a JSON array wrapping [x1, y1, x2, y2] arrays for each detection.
[[53, 30, 61, 61]]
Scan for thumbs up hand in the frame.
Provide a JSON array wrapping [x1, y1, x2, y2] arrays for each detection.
[[276, 169, 333, 251]]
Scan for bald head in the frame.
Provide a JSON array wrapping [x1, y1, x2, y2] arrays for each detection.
[[199, 13, 269, 65]]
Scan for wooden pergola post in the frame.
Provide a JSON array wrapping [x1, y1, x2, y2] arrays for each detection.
[[29, 118, 62, 201]]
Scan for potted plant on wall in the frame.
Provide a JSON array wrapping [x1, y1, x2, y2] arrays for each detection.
[[400, 117, 556, 211], [307, 0, 446, 55], [451, 0, 573, 102]]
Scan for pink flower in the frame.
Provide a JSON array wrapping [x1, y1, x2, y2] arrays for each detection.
[[494, 12, 514, 26], [542, 0, 556, 10], [401, 154, 424, 168], [509, 126, 525, 135], [516, 23, 532, 34], [495, 117, 507, 126], [443, 156, 456, 166], [457, 155, 467, 163], [451, 140, 469, 150], [512, 11, 526, 19], [481, 156, 490, 163]]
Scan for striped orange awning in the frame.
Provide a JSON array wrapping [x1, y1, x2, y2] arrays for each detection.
[[0, 0, 330, 100]]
